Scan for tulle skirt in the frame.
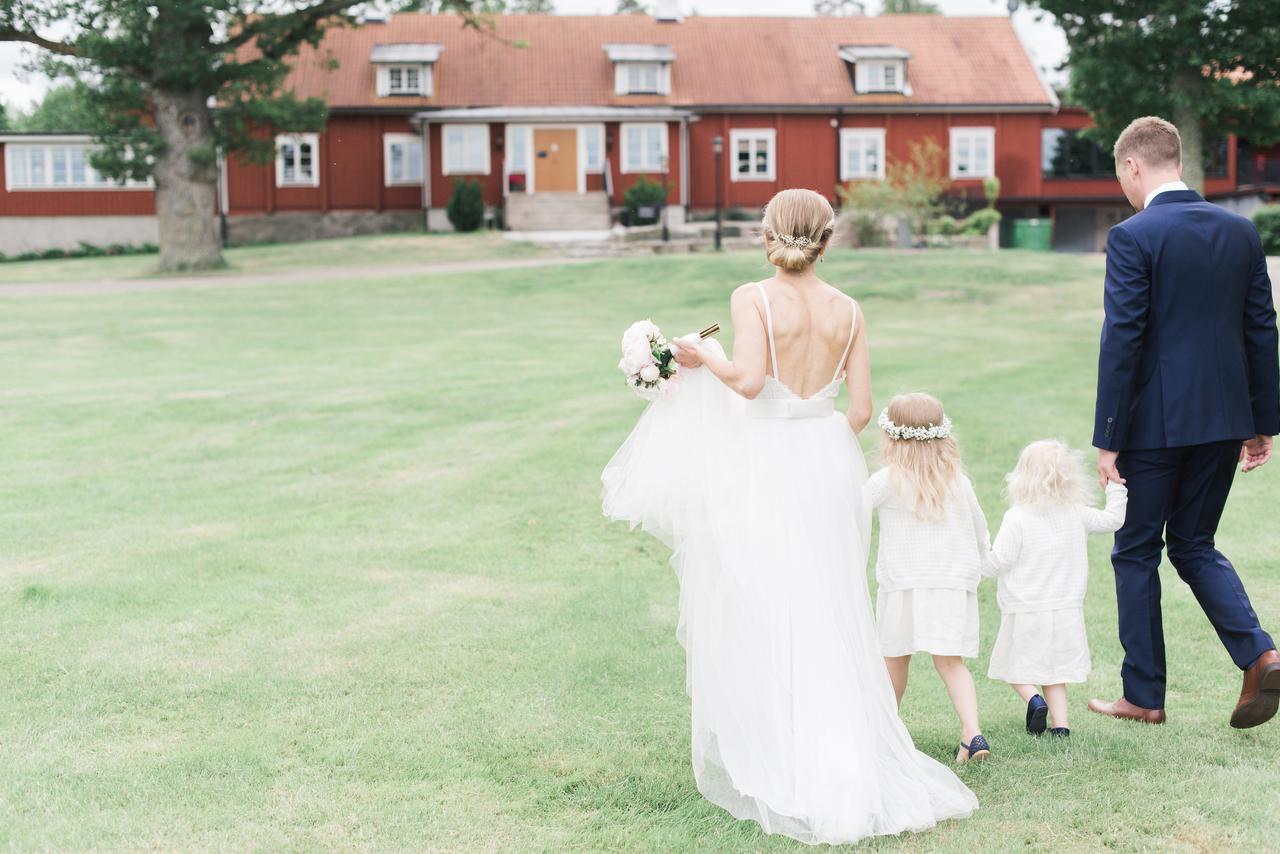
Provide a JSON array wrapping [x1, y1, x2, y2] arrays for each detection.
[[602, 349, 977, 845]]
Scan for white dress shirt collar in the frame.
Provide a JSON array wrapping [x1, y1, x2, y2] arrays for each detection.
[[1144, 180, 1190, 209]]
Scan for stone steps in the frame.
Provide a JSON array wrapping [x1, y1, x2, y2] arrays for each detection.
[[505, 191, 611, 231]]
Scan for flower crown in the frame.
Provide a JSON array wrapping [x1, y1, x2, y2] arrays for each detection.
[[778, 234, 814, 249], [878, 408, 953, 442]]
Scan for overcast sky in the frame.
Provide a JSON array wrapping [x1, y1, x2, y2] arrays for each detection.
[[0, 0, 1066, 111]]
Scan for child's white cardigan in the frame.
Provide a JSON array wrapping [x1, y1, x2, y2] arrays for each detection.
[[864, 469, 992, 593], [986, 482, 1129, 613]]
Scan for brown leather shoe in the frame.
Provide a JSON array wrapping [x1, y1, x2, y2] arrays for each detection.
[[1087, 696, 1166, 724], [1231, 649, 1280, 729]]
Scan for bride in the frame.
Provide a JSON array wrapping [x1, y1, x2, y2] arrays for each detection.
[[602, 189, 976, 845]]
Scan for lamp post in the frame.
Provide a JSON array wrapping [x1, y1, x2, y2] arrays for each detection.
[[661, 155, 670, 242], [712, 134, 723, 251]]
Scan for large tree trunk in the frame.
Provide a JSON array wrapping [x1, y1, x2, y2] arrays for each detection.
[[151, 88, 224, 272], [1171, 72, 1205, 193]]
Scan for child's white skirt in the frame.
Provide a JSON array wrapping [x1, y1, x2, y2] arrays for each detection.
[[875, 588, 979, 658], [987, 607, 1091, 685]]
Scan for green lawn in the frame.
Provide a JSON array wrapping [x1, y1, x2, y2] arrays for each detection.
[[0, 230, 538, 284], [1, 245, 1278, 850]]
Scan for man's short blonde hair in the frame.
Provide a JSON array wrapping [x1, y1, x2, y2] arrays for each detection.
[[1113, 116, 1182, 169]]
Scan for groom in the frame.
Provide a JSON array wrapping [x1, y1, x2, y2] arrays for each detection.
[[1090, 116, 1280, 728]]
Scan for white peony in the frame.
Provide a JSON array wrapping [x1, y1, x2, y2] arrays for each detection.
[[621, 319, 659, 350], [639, 363, 660, 383], [621, 340, 654, 375]]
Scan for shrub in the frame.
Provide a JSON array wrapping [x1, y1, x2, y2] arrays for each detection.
[[961, 207, 1002, 235], [446, 179, 485, 232], [40, 248, 68, 260], [623, 177, 668, 225], [0, 241, 159, 264], [983, 176, 1001, 208], [838, 138, 950, 245], [726, 207, 759, 222], [927, 214, 962, 236], [841, 211, 889, 247], [1254, 205, 1280, 255]]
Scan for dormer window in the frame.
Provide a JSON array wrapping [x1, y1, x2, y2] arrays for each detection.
[[604, 44, 675, 96], [371, 43, 442, 98], [838, 46, 912, 96]]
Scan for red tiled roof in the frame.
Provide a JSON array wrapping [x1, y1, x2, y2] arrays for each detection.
[[271, 13, 1053, 111]]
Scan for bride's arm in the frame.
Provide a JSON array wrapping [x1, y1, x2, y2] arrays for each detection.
[[844, 303, 872, 434], [674, 285, 768, 400]]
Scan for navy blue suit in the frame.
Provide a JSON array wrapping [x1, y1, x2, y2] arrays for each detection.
[[1094, 189, 1279, 710]]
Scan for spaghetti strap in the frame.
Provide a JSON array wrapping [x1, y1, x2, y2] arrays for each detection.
[[756, 282, 779, 379], [831, 296, 858, 385]]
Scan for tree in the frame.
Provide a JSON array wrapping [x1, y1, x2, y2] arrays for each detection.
[[814, 0, 865, 16], [879, 0, 939, 13], [12, 84, 96, 132], [0, 101, 9, 131], [615, 0, 648, 13], [508, 0, 554, 11], [0, 2, 477, 271], [837, 138, 950, 244], [1035, 1, 1280, 192]]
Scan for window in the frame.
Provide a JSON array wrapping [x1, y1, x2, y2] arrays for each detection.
[[730, 129, 775, 182], [1204, 135, 1229, 178], [442, 124, 490, 175], [615, 61, 670, 95], [275, 134, 319, 187], [4, 142, 152, 190], [621, 123, 667, 173], [839, 129, 886, 181], [506, 126, 529, 173], [582, 124, 604, 173], [1041, 129, 1115, 179], [856, 60, 905, 94], [377, 63, 431, 97], [950, 127, 995, 179], [383, 133, 423, 186]]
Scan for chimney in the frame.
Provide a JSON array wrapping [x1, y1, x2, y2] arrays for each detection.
[[654, 1, 683, 23]]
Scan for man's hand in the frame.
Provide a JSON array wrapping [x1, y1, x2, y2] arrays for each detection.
[[1097, 449, 1125, 489], [1241, 435, 1274, 473]]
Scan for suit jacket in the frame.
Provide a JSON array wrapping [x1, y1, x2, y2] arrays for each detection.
[[1094, 190, 1280, 451]]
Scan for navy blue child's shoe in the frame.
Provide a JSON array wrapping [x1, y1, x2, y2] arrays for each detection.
[[1026, 694, 1049, 735], [958, 733, 990, 764]]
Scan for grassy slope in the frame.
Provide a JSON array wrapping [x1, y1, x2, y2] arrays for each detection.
[[0, 247, 1277, 850], [0, 232, 537, 285]]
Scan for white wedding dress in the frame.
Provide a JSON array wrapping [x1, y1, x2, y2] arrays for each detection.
[[602, 285, 977, 846]]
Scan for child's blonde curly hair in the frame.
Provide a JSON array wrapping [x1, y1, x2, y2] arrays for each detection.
[[879, 392, 964, 521], [1005, 439, 1095, 507]]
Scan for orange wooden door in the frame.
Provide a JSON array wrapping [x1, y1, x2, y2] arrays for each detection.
[[533, 129, 578, 192]]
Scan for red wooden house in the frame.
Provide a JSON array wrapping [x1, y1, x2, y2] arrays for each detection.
[[3, 12, 1278, 255]]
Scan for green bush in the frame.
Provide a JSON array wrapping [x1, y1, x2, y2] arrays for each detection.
[[927, 214, 962, 236], [623, 177, 668, 225], [1254, 205, 1280, 255], [446, 179, 485, 232], [961, 207, 1002, 235], [0, 241, 160, 264], [983, 176, 1001, 208]]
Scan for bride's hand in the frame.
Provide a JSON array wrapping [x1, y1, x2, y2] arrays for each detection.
[[672, 336, 704, 368]]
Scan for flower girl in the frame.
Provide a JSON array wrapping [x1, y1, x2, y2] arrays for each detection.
[[865, 393, 993, 764], [987, 440, 1128, 737]]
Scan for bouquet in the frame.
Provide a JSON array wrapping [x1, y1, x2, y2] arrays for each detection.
[[618, 320, 721, 400], [619, 320, 678, 400]]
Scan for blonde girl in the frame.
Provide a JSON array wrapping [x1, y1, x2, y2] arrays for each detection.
[[864, 393, 993, 763], [987, 440, 1127, 737]]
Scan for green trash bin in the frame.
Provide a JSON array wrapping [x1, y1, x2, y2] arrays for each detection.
[[1009, 218, 1053, 250]]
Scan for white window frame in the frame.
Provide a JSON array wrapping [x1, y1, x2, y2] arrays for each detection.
[[383, 133, 423, 187], [2, 139, 153, 191], [579, 123, 605, 174], [275, 133, 320, 188], [950, 126, 995, 180], [620, 123, 668, 174], [729, 128, 775, 183], [441, 123, 491, 176], [855, 60, 905, 94], [614, 62, 671, 96], [376, 64, 432, 97], [839, 128, 886, 181]]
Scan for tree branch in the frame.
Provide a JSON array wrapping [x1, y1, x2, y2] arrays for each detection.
[[220, 0, 359, 57], [0, 26, 80, 57]]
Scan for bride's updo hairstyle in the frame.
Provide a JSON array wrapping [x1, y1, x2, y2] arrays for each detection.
[[880, 392, 963, 521], [761, 189, 836, 272]]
